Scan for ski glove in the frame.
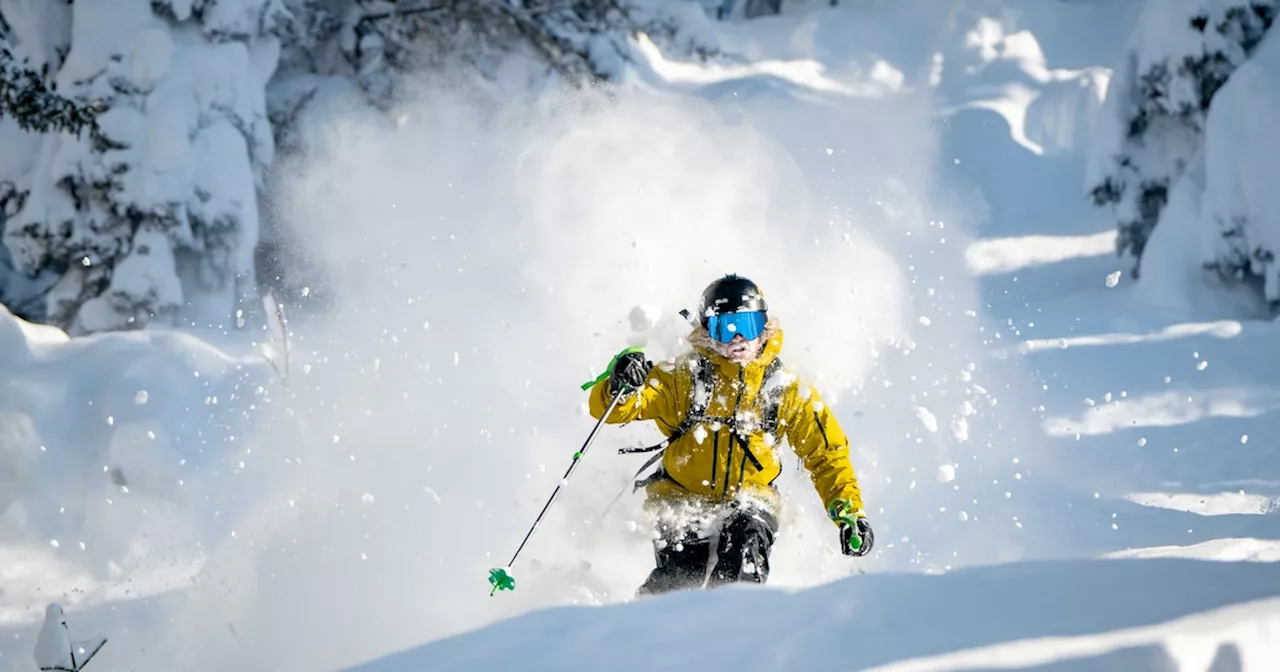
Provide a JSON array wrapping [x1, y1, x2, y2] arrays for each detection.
[[840, 517, 874, 557], [829, 498, 874, 557], [609, 350, 652, 397]]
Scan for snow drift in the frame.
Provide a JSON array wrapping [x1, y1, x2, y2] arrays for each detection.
[[347, 551, 1280, 671]]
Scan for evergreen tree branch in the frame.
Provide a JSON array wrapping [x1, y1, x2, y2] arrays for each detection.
[[0, 16, 104, 138]]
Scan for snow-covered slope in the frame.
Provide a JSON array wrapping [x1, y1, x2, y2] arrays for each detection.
[[4, 1, 1280, 671], [350, 551, 1280, 671]]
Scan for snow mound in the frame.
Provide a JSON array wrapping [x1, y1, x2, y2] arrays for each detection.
[[0, 303, 68, 362], [951, 16, 1112, 157], [344, 555, 1280, 671], [0, 298, 277, 609]]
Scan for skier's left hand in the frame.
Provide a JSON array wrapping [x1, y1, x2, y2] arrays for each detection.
[[829, 498, 873, 557], [840, 517, 874, 557]]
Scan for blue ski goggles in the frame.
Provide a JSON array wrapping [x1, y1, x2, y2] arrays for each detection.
[[706, 310, 767, 344]]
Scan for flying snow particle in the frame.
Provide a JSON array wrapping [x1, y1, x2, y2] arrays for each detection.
[[937, 464, 956, 482], [1105, 270, 1121, 287], [629, 305, 661, 332], [958, 511, 969, 522], [915, 407, 938, 433], [134, 390, 148, 405], [361, 493, 375, 504]]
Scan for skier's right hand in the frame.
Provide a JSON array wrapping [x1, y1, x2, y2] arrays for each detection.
[[609, 350, 652, 396]]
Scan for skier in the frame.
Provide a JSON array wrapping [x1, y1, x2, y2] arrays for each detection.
[[586, 274, 874, 596]]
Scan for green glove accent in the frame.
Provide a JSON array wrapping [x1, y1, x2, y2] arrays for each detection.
[[488, 567, 516, 595], [579, 346, 646, 391], [828, 498, 865, 549]]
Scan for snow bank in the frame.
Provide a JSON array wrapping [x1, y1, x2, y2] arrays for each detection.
[[0, 298, 278, 615], [345, 555, 1280, 671], [947, 16, 1113, 157]]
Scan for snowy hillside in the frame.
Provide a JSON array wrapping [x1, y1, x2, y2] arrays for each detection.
[[4, 0, 1280, 671]]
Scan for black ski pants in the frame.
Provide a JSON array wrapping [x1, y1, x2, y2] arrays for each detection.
[[636, 501, 779, 596]]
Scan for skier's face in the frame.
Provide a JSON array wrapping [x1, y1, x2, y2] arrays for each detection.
[[715, 333, 762, 363]]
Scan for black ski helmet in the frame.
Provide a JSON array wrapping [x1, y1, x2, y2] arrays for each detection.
[[697, 274, 768, 327]]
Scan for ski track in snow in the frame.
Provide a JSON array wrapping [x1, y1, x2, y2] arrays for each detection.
[[5, 0, 1280, 670]]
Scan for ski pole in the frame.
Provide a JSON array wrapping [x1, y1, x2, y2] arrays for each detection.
[[488, 384, 632, 595]]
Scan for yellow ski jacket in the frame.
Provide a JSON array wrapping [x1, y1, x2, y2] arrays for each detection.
[[588, 318, 865, 524]]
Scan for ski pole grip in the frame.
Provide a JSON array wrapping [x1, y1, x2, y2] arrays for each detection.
[[579, 346, 646, 390]]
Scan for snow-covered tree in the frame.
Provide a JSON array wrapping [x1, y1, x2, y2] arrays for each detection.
[[1085, 0, 1275, 276], [1201, 27, 1280, 305], [0, 0, 91, 319], [5, 0, 729, 331], [255, 0, 725, 303], [0, 3, 101, 137], [2, 0, 287, 334], [269, 0, 722, 111]]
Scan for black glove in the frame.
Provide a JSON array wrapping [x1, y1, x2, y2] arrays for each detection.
[[609, 351, 651, 396], [840, 517, 874, 557]]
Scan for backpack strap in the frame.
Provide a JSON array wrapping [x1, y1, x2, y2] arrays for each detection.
[[729, 356, 786, 476], [617, 353, 716, 455], [758, 357, 786, 438], [616, 353, 716, 494]]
